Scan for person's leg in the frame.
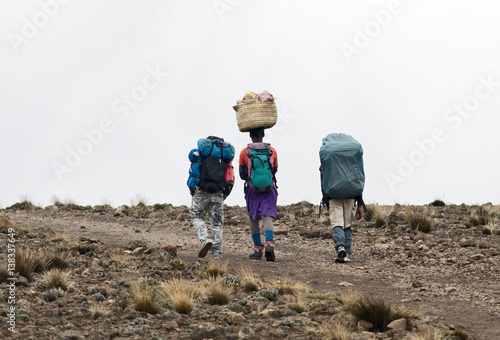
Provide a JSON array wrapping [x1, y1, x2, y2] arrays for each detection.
[[262, 216, 275, 262], [342, 199, 355, 256], [208, 192, 224, 256], [329, 199, 345, 251], [189, 189, 212, 257], [249, 217, 263, 259]]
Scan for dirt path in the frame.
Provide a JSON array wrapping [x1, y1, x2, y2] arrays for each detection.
[[7, 208, 500, 339]]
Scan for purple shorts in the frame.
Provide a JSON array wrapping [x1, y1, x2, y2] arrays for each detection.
[[245, 187, 277, 220]]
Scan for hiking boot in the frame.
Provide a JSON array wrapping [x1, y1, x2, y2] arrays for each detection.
[[344, 253, 351, 262], [265, 243, 276, 262], [335, 246, 346, 263], [249, 250, 263, 260], [212, 253, 222, 260], [198, 239, 213, 258]]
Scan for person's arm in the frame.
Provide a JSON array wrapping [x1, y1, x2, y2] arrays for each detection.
[[354, 194, 366, 219], [239, 165, 248, 181]]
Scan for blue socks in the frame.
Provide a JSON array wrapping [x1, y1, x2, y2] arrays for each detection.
[[252, 233, 262, 246], [253, 231, 274, 246], [265, 230, 274, 242]]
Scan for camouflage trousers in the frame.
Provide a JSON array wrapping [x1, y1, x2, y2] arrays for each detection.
[[189, 188, 224, 254]]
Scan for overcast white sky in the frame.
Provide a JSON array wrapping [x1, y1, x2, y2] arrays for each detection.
[[1, 0, 500, 208]]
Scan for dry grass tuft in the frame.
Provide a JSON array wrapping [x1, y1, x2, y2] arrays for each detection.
[[236, 267, 261, 292], [47, 252, 70, 270], [372, 205, 394, 228], [32, 249, 53, 273], [288, 294, 307, 313], [206, 276, 233, 305], [321, 320, 353, 340], [161, 278, 199, 314], [206, 259, 228, 277], [363, 204, 376, 221], [0, 267, 9, 283], [109, 248, 126, 266], [307, 292, 336, 301], [49, 231, 71, 243], [403, 206, 432, 233], [341, 292, 392, 332], [128, 281, 163, 314], [268, 276, 311, 296], [90, 302, 111, 319], [39, 268, 69, 291], [0, 215, 11, 232], [416, 327, 440, 340], [15, 247, 37, 281], [484, 220, 500, 235]]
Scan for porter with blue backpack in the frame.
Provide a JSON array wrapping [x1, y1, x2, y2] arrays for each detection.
[[188, 136, 235, 260]]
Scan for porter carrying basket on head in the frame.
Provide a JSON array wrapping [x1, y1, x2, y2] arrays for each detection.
[[233, 91, 277, 132]]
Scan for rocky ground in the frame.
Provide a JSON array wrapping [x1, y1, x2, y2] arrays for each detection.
[[0, 201, 499, 339]]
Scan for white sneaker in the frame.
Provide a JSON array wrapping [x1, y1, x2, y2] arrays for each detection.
[[336, 246, 346, 263], [344, 254, 351, 262], [198, 239, 213, 258]]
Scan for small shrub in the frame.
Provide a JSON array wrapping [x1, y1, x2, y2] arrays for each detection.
[[442, 330, 470, 340], [403, 206, 432, 233], [258, 288, 279, 301], [90, 302, 111, 319], [221, 274, 241, 287], [71, 244, 97, 255], [40, 269, 68, 291], [161, 278, 199, 314], [206, 259, 228, 277], [430, 198, 446, 206], [321, 320, 352, 340], [128, 281, 162, 314], [41, 287, 64, 302], [169, 258, 186, 271], [206, 277, 233, 305]]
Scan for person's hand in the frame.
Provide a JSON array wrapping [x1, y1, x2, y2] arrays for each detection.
[[355, 205, 363, 220]]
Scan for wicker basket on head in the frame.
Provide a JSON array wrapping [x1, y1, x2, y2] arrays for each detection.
[[233, 99, 277, 132]]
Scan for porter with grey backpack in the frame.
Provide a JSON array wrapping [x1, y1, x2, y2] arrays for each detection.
[[319, 133, 365, 203]]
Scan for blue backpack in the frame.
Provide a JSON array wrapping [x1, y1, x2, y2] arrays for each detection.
[[319, 133, 365, 199], [188, 136, 235, 195]]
